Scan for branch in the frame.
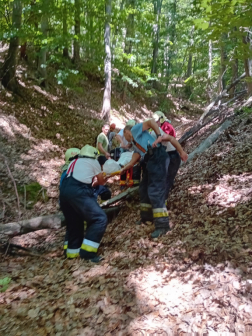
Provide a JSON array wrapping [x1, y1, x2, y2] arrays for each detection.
[[0, 154, 20, 221]]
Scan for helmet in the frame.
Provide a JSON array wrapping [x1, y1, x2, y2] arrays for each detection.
[[126, 119, 136, 126], [65, 148, 80, 163], [62, 148, 80, 171], [80, 145, 98, 159], [153, 111, 171, 124]]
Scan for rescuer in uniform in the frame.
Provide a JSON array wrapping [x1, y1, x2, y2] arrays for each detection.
[[60, 145, 108, 262], [121, 119, 188, 238]]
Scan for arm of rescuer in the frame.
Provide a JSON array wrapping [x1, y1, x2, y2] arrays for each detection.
[[115, 134, 131, 149], [97, 142, 110, 159], [120, 152, 141, 174], [152, 132, 188, 162], [92, 172, 106, 187]]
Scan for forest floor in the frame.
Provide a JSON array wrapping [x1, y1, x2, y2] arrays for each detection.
[[1, 66, 252, 335]]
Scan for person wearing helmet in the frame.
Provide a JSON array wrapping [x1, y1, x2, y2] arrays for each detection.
[[153, 112, 181, 202], [60, 147, 111, 254], [96, 124, 111, 166], [121, 119, 188, 238], [60, 145, 108, 262], [153, 111, 176, 137], [60, 148, 81, 186], [115, 119, 141, 189]]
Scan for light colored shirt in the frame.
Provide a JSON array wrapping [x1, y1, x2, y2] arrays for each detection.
[[96, 132, 109, 155], [118, 129, 128, 147], [131, 123, 157, 157], [68, 158, 101, 184], [150, 128, 176, 152]]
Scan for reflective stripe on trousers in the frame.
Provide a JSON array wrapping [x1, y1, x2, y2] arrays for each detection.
[[153, 207, 169, 218], [81, 239, 100, 253], [66, 248, 80, 258]]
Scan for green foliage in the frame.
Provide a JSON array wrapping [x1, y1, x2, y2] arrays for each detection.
[[18, 182, 48, 209], [0, 278, 11, 292], [0, 0, 251, 104]]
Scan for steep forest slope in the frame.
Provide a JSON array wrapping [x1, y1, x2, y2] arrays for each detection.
[[0, 73, 252, 334]]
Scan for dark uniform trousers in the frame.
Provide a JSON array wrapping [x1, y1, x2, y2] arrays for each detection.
[[60, 176, 107, 259], [165, 150, 181, 200], [139, 145, 170, 229]]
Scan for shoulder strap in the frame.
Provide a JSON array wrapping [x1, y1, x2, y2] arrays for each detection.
[[132, 139, 146, 154]]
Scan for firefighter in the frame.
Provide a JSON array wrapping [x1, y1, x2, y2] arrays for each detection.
[[153, 112, 181, 201], [116, 119, 141, 189], [121, 119, 188, 238], [153, 111, 176, 137], [60, 145, 108, 262]]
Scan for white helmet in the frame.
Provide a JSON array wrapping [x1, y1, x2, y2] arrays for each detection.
[[153, 111, 171, 124], [80, 145, 98, 159]]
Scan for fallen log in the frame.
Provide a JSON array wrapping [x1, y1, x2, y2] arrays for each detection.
[[100, 186, 139, 208], [199, 72, 246, 121], [0, 207, 121, 238], [178, 109, 220, 144], [184, 119, 232, 164]]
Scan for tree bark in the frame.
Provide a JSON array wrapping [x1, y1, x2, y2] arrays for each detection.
[[73, 0, 81, 63], [101, 0, 112, 121], [151, 0, 163, 76], [1, 0, 22, 92], [183, 120, 232, 164], [122, 0, 135, 101], [0, 207, 121, 238], [62, 0, 69, 58], [38, 0, 49, 88], [101, 186, 139, 208], [165, 0, 176, 85], [243, 34, 252, 96], [219, 35, 227, 93], [199, 72, 246, 121]]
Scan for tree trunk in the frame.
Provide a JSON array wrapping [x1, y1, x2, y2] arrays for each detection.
[[122, 0, 135, 101], [73, 0, 81, 63], [0, 207, 121, 238], [243, 34, 252, 96], [38, 0, 49, 88], [183, 120, 232, 164], [101, 0, 112, 122], [63, 0, 69, 58], [165, 0, 176, 85], [20, 42, 28, 61], [219, 34, 227, 93], [1, 0, 22, 92], [151, 0, 162, 76]]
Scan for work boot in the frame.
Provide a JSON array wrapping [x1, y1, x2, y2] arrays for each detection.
[[136, 219, 144, 225], [90, 255, 104, 263], [151, 227, 171, 238]]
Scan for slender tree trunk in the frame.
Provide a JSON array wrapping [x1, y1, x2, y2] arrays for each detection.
[[73, 0, 80, 63], [208, 40, 212, 79], [122, 0, 135, 101], [219, 34, 227, 93], [38, 0, 49, 88], [166, 0, 176, 85], [1, 0, 22, 92], [243, 34, 252, 96], [63, 0, 69, 58], [101, 0, 112, 121], [151, 0, 162, 76]]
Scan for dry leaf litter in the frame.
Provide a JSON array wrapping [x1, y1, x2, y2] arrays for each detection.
[[1, 82, 252, 335]]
